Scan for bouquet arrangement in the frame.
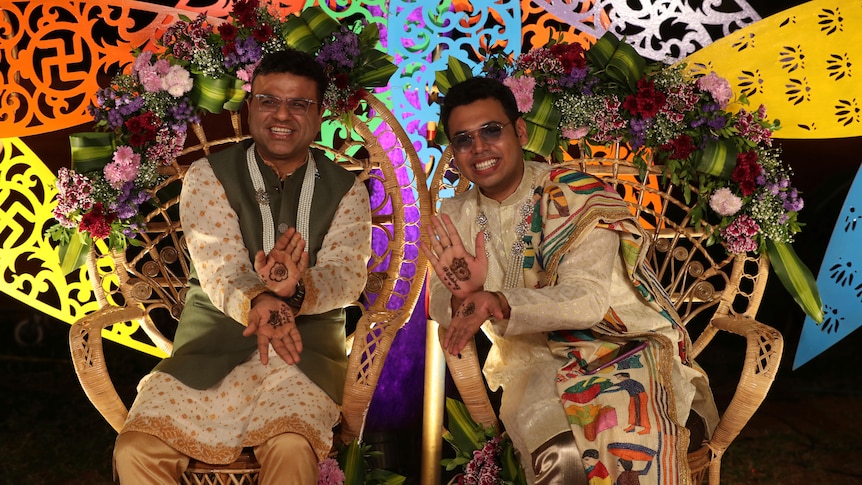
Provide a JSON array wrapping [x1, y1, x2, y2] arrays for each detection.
[[46, 1, 396, 272], [435, 33, 821, 322], [442, 398, 526, 485], [318, 439, 406, 485]]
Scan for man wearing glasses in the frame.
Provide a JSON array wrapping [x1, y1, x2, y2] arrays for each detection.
[[114, 49, 371, 484], [424, 77, 716, 484]]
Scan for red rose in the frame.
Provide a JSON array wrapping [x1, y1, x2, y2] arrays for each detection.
[[622, 79, 666, 119], [221, 41, 235, 57], [731, 151, 762, 196], [549, 42, 586, 71], [79, 203, 117, 240], [334, 73, 350, 90], [252, 24, 273, 43], [232, 0, 259, 27], [659, 134, 696, 160], [218, 23, 238, 42], [125, 112, 159, 147]]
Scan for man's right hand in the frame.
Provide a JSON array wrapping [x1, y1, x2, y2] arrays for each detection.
[[245, 293, 302, 365], [421, 213, 487, 301]]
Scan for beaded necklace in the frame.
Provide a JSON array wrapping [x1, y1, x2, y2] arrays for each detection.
[[475, 174, 535, 290]]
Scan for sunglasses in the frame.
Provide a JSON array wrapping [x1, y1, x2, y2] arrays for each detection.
[[450, 121, 512, 153]]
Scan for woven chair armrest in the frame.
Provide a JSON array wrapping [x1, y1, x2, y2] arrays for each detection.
[[704, 316, 784, 456], [340, 309, 411, 443], [438, 328, 500, 433], [69, 305, 147, 433]]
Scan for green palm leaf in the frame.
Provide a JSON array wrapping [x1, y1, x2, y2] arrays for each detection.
[[523, 88, 562, 158], [282, 6, 340, 54], [695, 138, 738, 178], [586, 32, 645, 91], [766, 240, 823, 323], [69, 132, 115, 173]]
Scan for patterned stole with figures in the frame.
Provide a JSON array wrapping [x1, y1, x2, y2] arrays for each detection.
[[523, 167, 693, 485]]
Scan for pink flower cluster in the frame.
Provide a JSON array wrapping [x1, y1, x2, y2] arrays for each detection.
[[317, 458, 345, 485], [161, 14, 213, 63], [504, 76, 536, 113], [133, 51, 193, 97], [696, 71, 733, 109], [721, 214, 760, 253], [104, 146, 141, 189], [459, 436, 503, 485], [735, 106, 773, 146], [52, 167, 94, 228], [592, 97, 626, 142]]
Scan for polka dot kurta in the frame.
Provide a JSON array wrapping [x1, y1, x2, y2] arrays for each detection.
[[121, 157, 371, 464]]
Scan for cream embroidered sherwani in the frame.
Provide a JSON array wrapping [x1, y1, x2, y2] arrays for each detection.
[[429, 161, 717, 484]]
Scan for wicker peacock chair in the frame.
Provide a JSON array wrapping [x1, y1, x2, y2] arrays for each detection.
[[428, 147, 784, 485], [68, 92, 431, 484]]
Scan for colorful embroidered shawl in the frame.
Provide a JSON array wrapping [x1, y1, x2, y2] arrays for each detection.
[[525, 167, 694, 484]]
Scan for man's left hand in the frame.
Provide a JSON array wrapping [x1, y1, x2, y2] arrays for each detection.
[[443, 291, 506, 356], [254, 227, 309, 298]]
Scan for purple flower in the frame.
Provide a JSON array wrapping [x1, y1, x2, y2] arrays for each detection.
[[317, 27, 361, 71], [224, 36, 262, 70], [559, 66, 588, 88], [706, 113, 728, 130]]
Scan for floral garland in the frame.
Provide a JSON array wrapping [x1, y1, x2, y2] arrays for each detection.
[[46, 1, 395, 270], [436, 32, 822, 322]]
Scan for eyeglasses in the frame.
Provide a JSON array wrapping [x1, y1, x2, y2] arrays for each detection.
[[449, 121, 512, 153], [253, 94, 318, 115]]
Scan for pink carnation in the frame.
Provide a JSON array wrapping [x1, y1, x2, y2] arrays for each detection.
[[132, 50, 153, 75], [562, 126, 589, 140], [104, 145, 141, 189], [139, 69, 164, 93], [317, 458, 344, 485], [503, 76, 536, 113], [153, 58, 171, 76], [236, 60, 261, 92], [697, 71, 733, 109], [162, 64, 193, 97], [709, 187, 743, 216]]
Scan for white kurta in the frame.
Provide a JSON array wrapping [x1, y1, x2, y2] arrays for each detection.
[[122, 157, 371, 463]]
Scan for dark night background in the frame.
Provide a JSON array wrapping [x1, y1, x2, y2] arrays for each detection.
[[2, 1, 862, 483]]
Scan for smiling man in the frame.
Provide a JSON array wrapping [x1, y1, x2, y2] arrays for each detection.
[[424, 77, 717, 485], [113, 49, 371, 484]]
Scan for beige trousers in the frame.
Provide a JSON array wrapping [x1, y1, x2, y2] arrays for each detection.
[[114, 431, 318, 484]]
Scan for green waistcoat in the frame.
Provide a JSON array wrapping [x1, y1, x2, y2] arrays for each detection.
[[153, 140, 357, 404]]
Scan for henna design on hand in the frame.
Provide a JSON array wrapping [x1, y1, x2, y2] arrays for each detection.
[[450, 258, 471, 281], [442, 266, 462, 290], [461, 301, 476, 317], [269, 262, 288, 282], [266, 306, 294, 328]]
